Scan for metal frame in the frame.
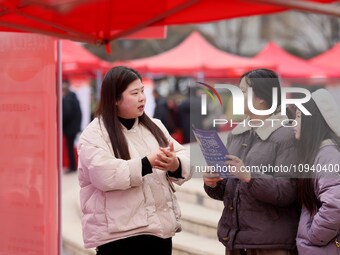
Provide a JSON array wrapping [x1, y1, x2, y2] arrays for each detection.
[[108, 0, 200, 42], [245, 0, 340, 17], [0, 0, 201, 44]]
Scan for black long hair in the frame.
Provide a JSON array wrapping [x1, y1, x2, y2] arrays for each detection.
[[240, 68, 281, 110], [297, 98, 340, 215], [95, 66, 168, 160]]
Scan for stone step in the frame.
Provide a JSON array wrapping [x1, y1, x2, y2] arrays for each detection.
[[173, 231, 224, 255], [175, 178, 224, 212], [179, 200, 220, 239]]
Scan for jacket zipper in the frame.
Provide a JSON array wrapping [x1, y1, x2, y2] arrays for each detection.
[[336, 238, 340, 248], [235, 130, 257, 232]]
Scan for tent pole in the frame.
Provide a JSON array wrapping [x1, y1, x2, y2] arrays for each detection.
[[56, 39, 63, 255], [0, 20, 95, 43]]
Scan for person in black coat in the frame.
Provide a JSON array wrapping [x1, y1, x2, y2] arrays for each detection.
[[179, 87, 203, 144], [152, 89, 175, 134], [62, 81, 82, 172]]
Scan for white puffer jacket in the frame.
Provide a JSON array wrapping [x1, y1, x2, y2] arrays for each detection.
[[77, 117, 191, 248]]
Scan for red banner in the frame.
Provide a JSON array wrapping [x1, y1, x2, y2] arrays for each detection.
[[0, 33, 59, 255]]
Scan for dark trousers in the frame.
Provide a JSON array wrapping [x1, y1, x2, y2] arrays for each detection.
[[65, 133, 77, 171], [96, 235, 172, 255]]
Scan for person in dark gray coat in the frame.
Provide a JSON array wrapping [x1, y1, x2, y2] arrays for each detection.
[[62, 81, 82, 172], [204, 69, 299, 255], [294, 89, 340, 255]]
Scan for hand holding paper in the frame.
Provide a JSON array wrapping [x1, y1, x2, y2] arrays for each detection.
[[226, 155, 251, 183], [203, 172, 223, 188], [192, 127, 231, 178]]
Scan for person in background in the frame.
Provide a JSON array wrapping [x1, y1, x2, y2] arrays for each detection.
[[77, 66, 191, 255], [295, 89, 340, 255], [153, 88, 176, 134], [204, 69, 299, 255], [179, 87, 204, 144], [62, 80, 82, 172], [178, 97, 191, 144]]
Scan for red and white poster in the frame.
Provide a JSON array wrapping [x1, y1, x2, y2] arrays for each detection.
[[0, 33, 59, 255]]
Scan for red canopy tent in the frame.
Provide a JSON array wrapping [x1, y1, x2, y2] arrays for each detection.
[[61, 40, 108, 75], [254, 41, 338, 78], [0, 0, 337, 44], [0, 2, 339, 255], [310, 42, 340, 76], [127, 32, 275, 77]]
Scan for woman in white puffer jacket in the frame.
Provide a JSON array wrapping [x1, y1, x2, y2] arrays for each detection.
[[77, 66, 191, 255]]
